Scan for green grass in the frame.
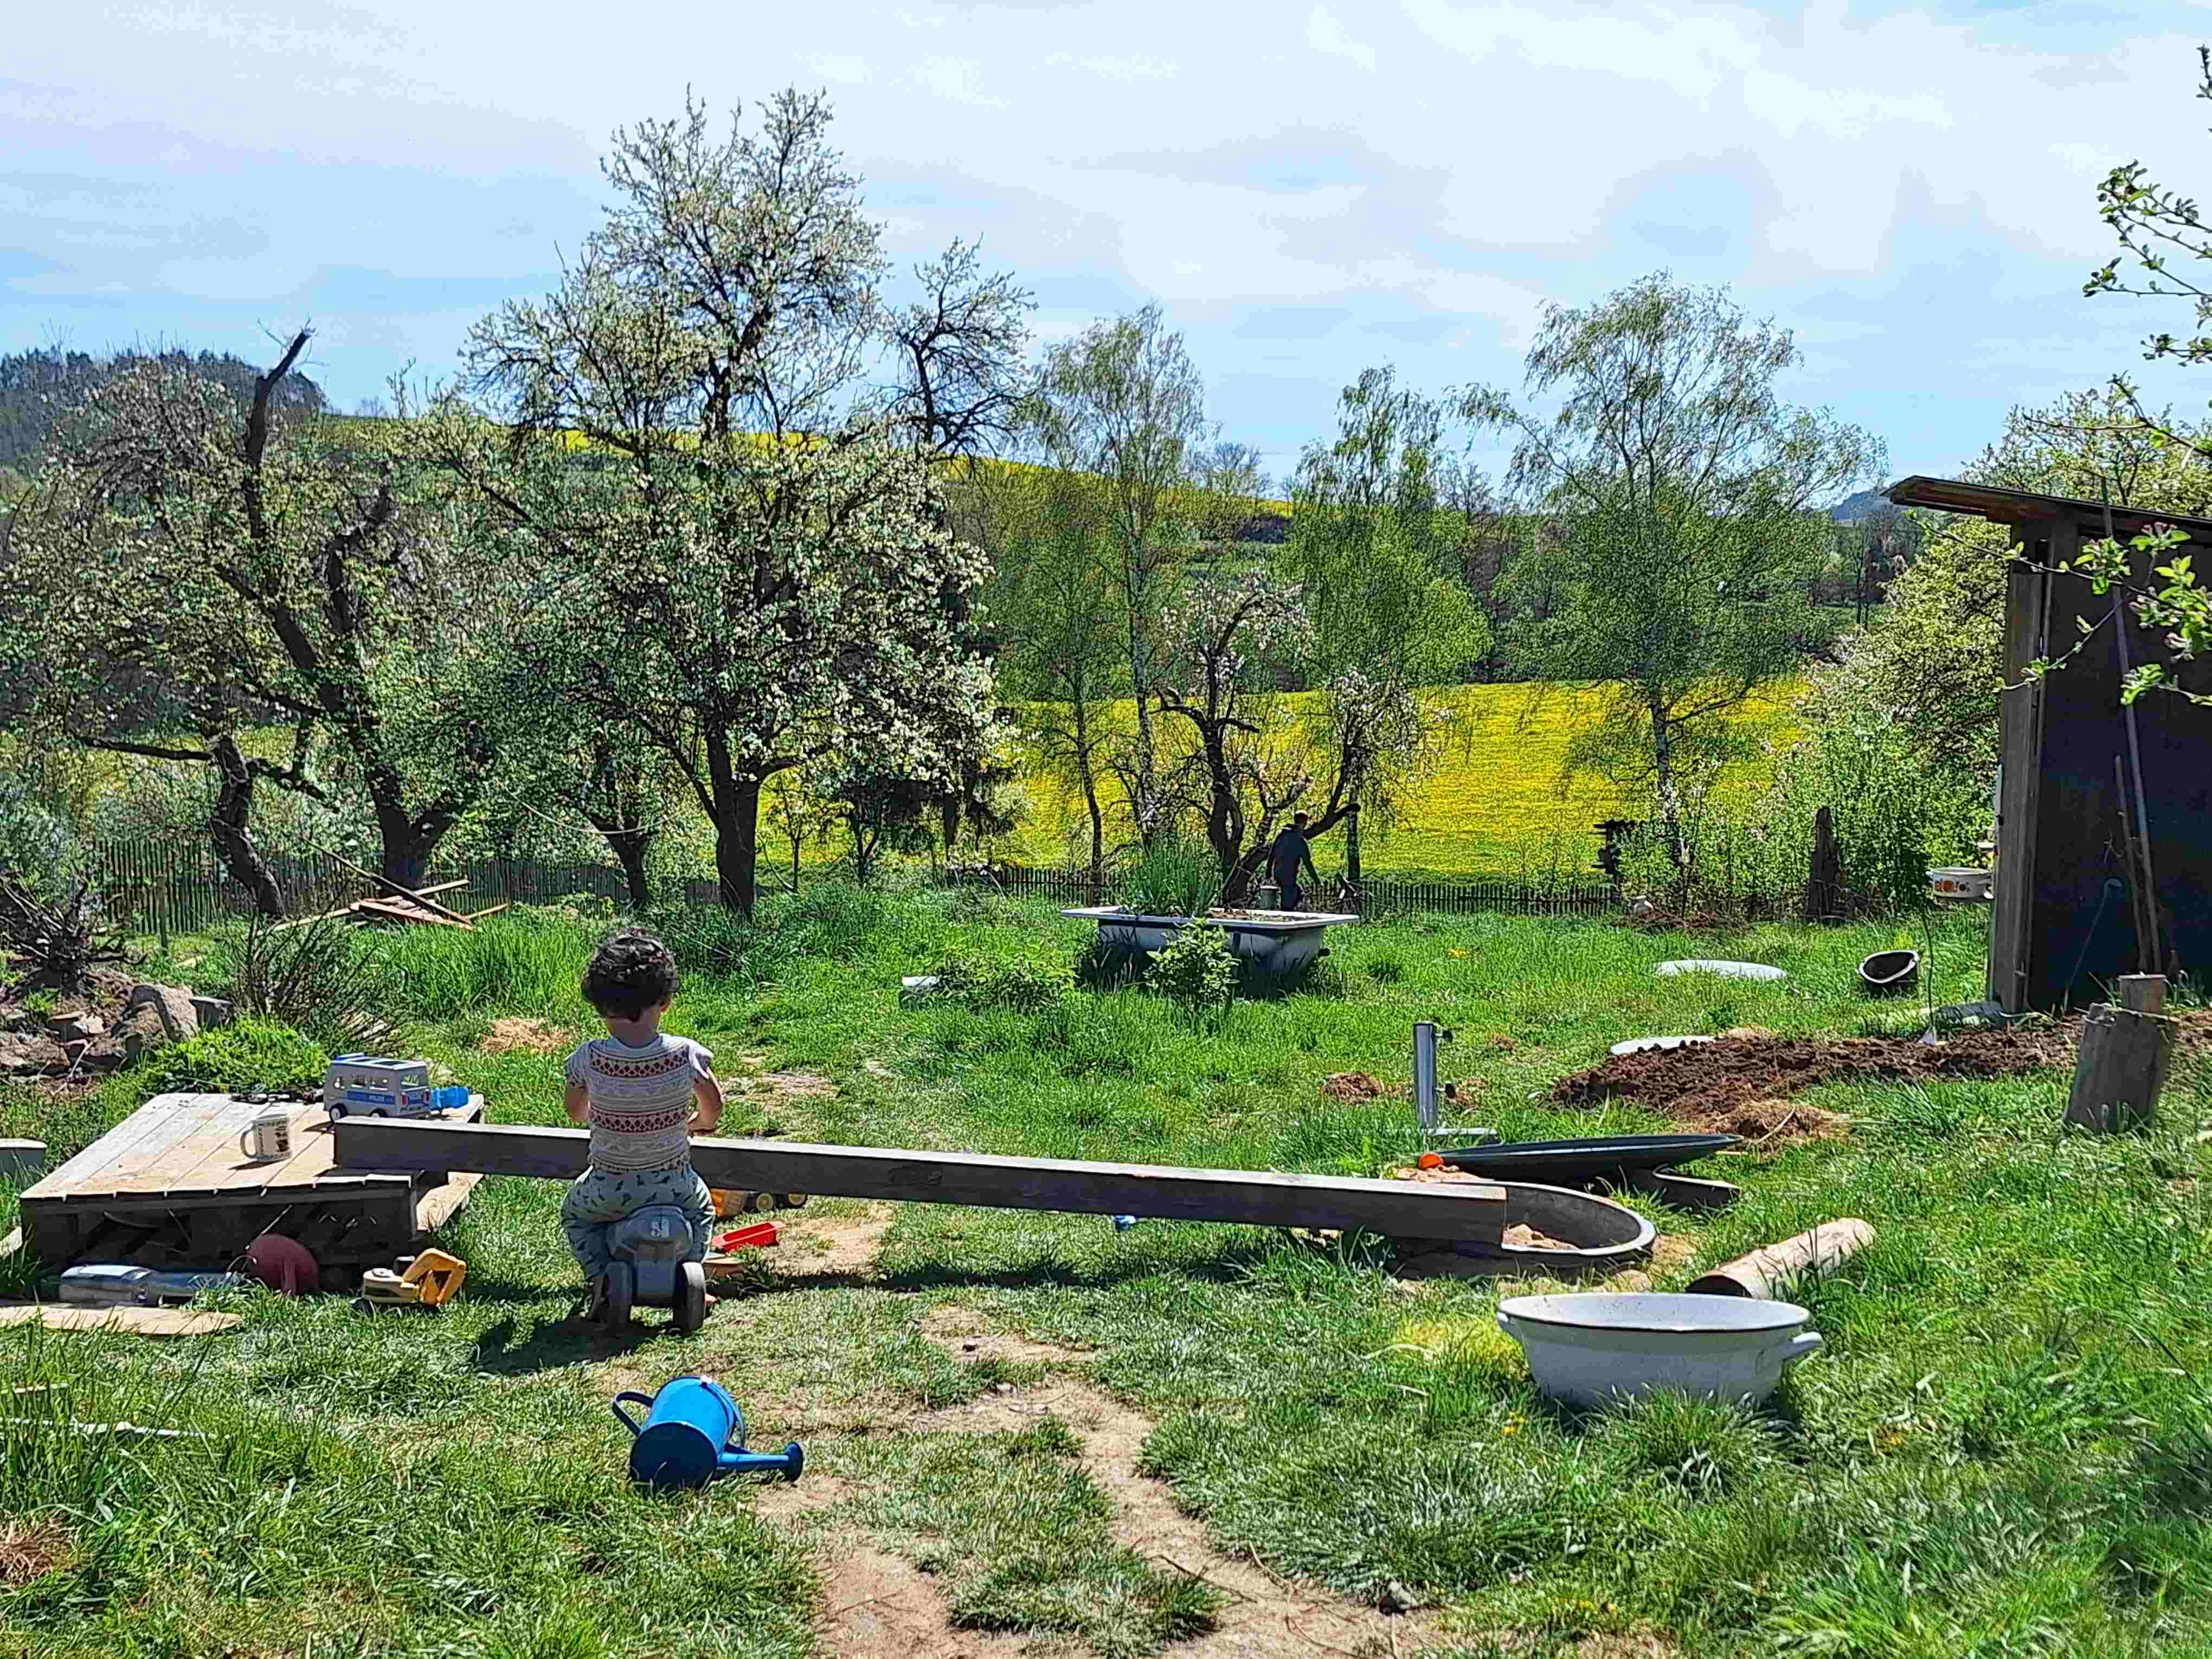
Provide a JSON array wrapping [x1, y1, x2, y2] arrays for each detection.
[[4, 889, 2210, 1656]]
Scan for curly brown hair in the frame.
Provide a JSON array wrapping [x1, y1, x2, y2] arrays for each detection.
[[581, 930, 680, 1021]]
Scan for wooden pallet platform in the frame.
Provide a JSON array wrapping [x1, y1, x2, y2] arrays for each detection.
[[19, 1092, 484, 1287]]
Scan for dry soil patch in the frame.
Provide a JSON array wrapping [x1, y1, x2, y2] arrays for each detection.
[[818, 1546, 1036, 1658], [0, 1519, 72, 1586], [779, 1207, 895, 1278], [919, 1306, 1095, 1364], [480, 1017, 571, 1056]]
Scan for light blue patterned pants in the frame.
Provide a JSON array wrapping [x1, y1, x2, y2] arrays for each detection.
[[560, 1163, 716, 1279]]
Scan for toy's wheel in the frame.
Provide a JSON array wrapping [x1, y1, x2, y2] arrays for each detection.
[[328, 1103, 346, 1120], [604, 1263, 634, 1328], [676, 1262, 708, 1333]]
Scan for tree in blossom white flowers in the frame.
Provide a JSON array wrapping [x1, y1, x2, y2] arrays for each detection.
[[419, 91, 1023, 914]]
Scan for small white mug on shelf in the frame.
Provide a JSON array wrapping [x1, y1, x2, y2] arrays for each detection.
[[238, 1107, 295, 1163]]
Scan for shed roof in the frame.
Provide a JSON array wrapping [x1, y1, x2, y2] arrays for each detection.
[[1886, 475, 2212, 541]]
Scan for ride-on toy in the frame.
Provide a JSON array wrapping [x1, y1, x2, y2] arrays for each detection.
[[592, 1205, 709, 1333]]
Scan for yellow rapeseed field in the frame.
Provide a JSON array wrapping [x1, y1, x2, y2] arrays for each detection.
[[1003, 681, 1801, 876]]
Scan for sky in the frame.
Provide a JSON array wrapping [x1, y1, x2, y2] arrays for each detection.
[[4, 0, 2210, 487]]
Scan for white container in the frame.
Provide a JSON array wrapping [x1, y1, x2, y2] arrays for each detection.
[[1654, 960, 1787, 982], [1929, 867, 1994, 903], [237, 1107, 295, 1163], [1496, 1292, 1823, 1409]]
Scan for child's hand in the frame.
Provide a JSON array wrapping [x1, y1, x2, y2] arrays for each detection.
[[692, 1071, 725, 1136]]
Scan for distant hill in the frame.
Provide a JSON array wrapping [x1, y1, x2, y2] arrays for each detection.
[[1829, 487, 1893, 524], [0, 347, 327, 472]]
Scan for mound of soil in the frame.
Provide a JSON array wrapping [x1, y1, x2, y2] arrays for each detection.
[[480, 1017, 571, 1056], [1554, 1026, 2078, 1133], [1322, 1070, 1392, 1103]]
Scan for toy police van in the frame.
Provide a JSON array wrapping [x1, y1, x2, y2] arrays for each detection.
[[324, 1054, 436, 1119]]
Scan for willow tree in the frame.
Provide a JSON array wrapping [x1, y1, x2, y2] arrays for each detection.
[[1287, 366, 1489, 883], [1024, 306, 1211, 834], [1464, 275, 1881, 866], [426, 92, 1018, 913]]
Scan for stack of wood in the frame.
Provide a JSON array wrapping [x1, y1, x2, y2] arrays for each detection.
[[275, 859, 509, 933]]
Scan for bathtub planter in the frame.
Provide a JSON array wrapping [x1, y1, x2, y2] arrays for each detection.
[[1497, 1291, 1823, 1410], [1059, 906, 1359, 975]]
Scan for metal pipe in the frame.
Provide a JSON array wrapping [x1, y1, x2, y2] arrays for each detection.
[[1413, 1021, 1439, 1134]]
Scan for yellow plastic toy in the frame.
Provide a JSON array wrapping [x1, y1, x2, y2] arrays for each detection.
[[357, 1248, 467, 1311]]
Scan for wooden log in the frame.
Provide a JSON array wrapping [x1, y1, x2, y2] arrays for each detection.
[[1684, 1218, 1874, 1299], [456, 903, 510, 923], [332, 1117, 1509, 1242], [2065, 1001, 2172, 1133]]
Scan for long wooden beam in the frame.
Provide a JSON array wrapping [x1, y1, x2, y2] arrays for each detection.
[[331, 1117, 1506, 1242]]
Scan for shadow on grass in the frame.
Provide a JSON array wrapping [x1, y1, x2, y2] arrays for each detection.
[[470, 1301, 668, 1374]]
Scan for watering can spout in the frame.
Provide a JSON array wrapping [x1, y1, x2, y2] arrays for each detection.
[[721, 1443, 805, 1481]]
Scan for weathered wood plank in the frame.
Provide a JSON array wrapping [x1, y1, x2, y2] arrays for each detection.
[[0, 1304, 242, 1338], [22, 1091, 202, 1200], [332, 1118, 1508, 1241]]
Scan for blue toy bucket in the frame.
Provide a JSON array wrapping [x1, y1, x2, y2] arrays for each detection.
[[611, 1377, 803, 1490]]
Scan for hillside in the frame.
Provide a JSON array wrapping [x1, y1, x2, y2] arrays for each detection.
[[0, 346, 327, 472], [1002, 680, 1801, 876]]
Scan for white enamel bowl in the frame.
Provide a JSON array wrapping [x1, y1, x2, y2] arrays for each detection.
[[1497, 1292, 1822, 1410]]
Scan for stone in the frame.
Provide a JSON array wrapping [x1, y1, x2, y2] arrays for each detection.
[[0, 1033, 66, 1077], [188, 996, 235, 1030], [0, 1139, 44, 1179], [122, 985, 200, 1048], [46, 1011, 104, 1043], [898, 974, 943, 1008], [116, 1001, 173, 1064]]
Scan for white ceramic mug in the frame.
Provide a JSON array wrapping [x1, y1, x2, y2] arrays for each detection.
[[238, 1107, 294, 1163]]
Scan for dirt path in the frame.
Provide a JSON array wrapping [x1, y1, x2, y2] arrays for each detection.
[[908, 1318, 1442, 1658]]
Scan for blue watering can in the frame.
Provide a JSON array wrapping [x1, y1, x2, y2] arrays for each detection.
[[611, 1376, 803, 1491]]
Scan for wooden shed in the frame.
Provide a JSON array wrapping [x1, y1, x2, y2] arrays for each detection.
[[1888, 477, 2212, 1012]]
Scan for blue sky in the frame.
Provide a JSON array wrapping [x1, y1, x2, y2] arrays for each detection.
[[4, 0, 2208, 485]]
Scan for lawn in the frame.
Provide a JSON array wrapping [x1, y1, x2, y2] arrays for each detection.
[[4, 888, 2209, 1659]]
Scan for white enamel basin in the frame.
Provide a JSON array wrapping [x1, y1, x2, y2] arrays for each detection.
[[1497, 1292, 1822, 1409]]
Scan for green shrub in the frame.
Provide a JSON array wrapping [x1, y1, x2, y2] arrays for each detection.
[[211, 911, 399, 1053], [1116, 838, 1220, 919], [936, 951, 1072, 1014], [147, 1018, 327, 1096], [1146, 923, 1236, 1020]]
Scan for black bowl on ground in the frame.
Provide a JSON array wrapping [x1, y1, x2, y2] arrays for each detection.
[[1436, 1133, 1740, 1188], [1859, 948, 1919, 996]]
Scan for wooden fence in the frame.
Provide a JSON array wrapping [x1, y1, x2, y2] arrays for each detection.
[[952, 863, 1622, 919]]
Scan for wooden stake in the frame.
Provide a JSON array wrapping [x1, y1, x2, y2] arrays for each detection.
[[2065, 986, 2171, 1134]]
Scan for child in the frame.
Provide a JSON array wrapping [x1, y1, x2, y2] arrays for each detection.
[[560, 930, 723, 1315]]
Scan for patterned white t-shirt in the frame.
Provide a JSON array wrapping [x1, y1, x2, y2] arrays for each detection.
[[563, 1033, 715, 1173]]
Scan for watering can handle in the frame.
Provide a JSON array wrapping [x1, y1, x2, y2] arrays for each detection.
[[609, 1391, 655, 1437]]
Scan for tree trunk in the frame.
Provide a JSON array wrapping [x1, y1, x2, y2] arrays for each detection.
[[791, 833, 802, 895], [1650, 700, 1684, 877], [1084, 776, 1105, 897], [940, 797, 960, 868], [208, 734, 287, 918], [602, 828, 653, 911], [1129, 620, 1159, 837], [1345, 806, 1362, 894], [705, 731, 762, 915]]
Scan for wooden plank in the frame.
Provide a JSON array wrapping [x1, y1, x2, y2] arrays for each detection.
[[333, 1118, 1509, 1242], [356, 897, 474, 930], [325, 851, 474, 924], [1991, 524, 2052, 1013], [0, 1304, 242, 1337], [22, 1091, 203, 1201], [412, 1169, 483, 1238]]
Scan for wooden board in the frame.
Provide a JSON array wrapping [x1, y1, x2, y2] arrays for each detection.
[[332, 1117, 1509, 1242], [0, 1303, 242, 1337], [22, 1094, 483, 1205]]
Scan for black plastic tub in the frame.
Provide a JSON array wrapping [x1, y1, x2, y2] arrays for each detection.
[[1859, 949, 1919, 996], [1437, 1133, 1740, 1188]]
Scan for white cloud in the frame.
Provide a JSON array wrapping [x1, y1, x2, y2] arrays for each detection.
[[1307, 5, 1378, 73], [2, 0, 2207, 474]]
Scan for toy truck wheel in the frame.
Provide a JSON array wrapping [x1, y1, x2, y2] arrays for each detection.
[[604, 1263, 634, 1328], [328, 1103, 346, 1120], [676, 1262, 708, 1333]]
